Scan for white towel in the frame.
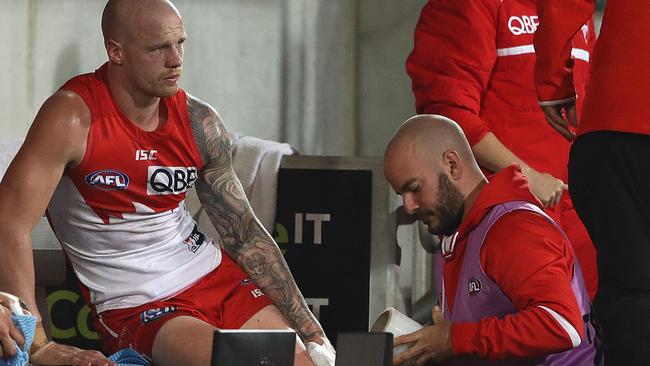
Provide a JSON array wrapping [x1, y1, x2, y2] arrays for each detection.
[[186, 134, 294, 243], [230, 134, 294, 233]]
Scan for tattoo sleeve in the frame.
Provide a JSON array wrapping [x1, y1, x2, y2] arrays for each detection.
[[186, 94, 324, 342]]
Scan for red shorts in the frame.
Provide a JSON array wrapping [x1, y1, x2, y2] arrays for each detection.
[[94, 251, 273, 358]]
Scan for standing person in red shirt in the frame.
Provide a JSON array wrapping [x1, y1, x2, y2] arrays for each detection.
[[406, 0, 599, 300], [384, 115, 599, 365], [534, 0, 650, 363]]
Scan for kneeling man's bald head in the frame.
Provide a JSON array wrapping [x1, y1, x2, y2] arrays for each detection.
[[384, 115, 483, 236], [385, 115, 475, 167], [384, 114, 480, 180]]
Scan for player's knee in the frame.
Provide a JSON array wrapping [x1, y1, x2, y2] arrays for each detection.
[[152, 316, 214, 366]]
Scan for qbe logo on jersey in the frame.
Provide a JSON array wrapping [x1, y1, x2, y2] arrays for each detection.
[[147, 166, 198, 195], [508, 15, 539, 35]]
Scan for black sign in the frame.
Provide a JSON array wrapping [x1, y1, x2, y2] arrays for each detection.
[[46, 269, 102, 350], [274, 168, 373, 345]]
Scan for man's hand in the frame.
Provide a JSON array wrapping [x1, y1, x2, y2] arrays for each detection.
[[540, 100, 578, 142], [0, 305, 25, 359], [526, 170, 568, 208], [30, 341, 115, 366], [393, 306, 451, 366], [306, 337, 336, 366]]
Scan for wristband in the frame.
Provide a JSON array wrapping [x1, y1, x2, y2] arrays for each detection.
[[29, 340, 56, 359], [29, 321, 50, 354]]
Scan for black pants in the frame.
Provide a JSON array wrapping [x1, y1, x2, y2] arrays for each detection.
[[569, 131, 650, 365]]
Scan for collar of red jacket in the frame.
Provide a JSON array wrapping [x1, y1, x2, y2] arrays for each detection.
[[456, 164, 542, 239]]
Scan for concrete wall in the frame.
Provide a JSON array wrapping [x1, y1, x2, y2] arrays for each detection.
[[357, 0, 427, 156], [0, 1, 106, 139], [179, 0, 284, 142], [0, 1, 30, 139], [279, 0, 357, 155]]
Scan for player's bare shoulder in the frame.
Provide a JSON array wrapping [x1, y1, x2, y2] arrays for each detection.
[[40, 90, 91, 128], [27, 90, 91, 168]]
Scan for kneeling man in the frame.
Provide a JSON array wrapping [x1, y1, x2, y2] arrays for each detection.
[[384, 115, 599, 365]]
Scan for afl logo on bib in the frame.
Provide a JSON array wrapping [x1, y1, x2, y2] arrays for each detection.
[[468, 277, 482, 296], [85, 170, 129, 191]]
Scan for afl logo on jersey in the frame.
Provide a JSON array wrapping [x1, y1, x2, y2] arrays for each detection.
[[147, 166, 198, 195], [85, 170, 129, 191], [468, 277, 482, 296]]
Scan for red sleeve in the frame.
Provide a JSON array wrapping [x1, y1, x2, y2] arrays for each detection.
[[533, 0, 595, 103], [405, 0, 499, 146], [450, 211, 584, 360]]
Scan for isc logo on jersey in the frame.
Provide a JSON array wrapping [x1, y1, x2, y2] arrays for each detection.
[[85, 170, 129, 191], [508, 15, 539, 35], [147, 166, 198, 195]]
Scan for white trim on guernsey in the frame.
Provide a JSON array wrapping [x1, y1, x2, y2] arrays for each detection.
[[98, 315, 119, 338], [538, 305, 582, 348], [496, 45, 590, 62]]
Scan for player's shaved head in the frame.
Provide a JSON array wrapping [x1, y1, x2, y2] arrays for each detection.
[[101, 0, 182, 43], [386, 114, 477, 170], [101, 0, 186, 98]]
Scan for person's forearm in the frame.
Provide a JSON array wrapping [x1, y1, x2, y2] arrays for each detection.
[[0, 233, 39, 318], [534, 0, 595, 102], [232, 219, 324, 342], [196, 176, 324, 342], [471, 132, 534, 177], [186, 94, 325, 342]]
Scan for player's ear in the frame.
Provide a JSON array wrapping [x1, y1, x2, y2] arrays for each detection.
[[106, 39, 125, 65]]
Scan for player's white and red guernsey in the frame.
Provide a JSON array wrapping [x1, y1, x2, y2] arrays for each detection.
[[47, 63, 221, 314]]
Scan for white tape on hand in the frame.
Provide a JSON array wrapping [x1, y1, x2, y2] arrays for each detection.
[[306, 340, 336, 366]]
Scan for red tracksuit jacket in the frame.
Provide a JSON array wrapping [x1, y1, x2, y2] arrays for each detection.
[[534, 0, 650, 136]]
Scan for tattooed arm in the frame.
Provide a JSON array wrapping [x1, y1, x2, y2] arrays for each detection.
[[187, 94, 326, 343]]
